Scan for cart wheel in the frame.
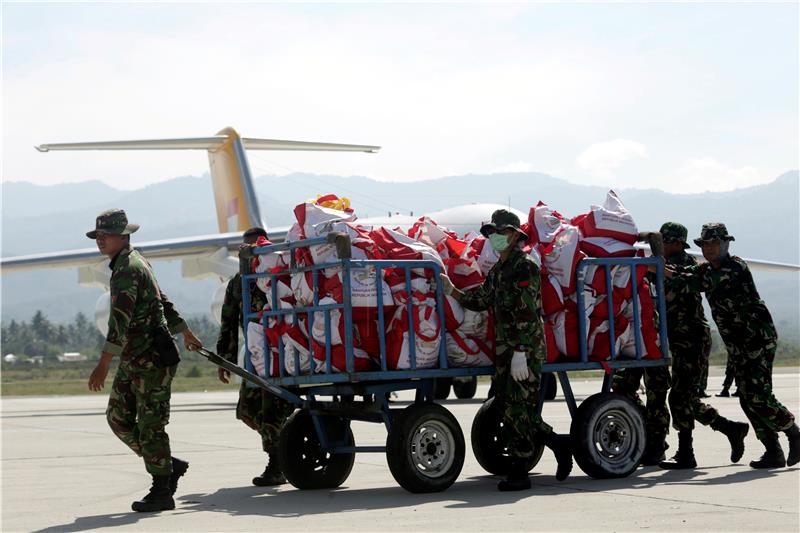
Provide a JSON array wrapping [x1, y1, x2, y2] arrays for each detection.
[[278, 409, 355, 490], [570, 392, 645, 479], [471, 397, 543, 476], [542, 373, 558, 401], [386, 403, 465, 493], [434, 378, 452, 400], [452, 376, 478, 399]]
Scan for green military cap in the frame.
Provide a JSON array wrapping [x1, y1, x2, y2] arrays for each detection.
[[693, 222, 735, 247], [659, 222, 690, 249], [480, 209, 528, 240], [86, 208, 140, 239]]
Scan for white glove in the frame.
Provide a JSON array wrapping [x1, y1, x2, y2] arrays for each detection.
[[510, 351, 530, 382], [440, 273, 456, 296]]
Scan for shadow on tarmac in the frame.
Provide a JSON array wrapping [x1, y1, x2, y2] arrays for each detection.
[[33, 465, 795, 532]]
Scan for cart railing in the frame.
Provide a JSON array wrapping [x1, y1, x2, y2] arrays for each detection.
[[237, 235, 669, 390], [240, 233, 478, 387]]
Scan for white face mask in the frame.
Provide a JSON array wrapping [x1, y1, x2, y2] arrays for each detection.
[[489, 233, 511, 252]]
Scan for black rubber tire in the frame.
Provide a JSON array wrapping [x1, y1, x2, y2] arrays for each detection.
[[452, 376, 478, 399], [570, 392, 646, 479], [278, 409, 355, 490], [470, 397, 543, 476], [386, 403, 465, 493], [542, 373, 558, 401], [434, 378, 452, 400]]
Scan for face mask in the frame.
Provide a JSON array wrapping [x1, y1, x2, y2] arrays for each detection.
[[489, 233, 511, 252]]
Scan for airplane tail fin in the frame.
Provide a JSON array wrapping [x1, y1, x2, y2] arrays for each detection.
[[36, 129, 380, 234]]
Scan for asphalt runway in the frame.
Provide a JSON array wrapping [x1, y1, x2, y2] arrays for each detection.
[[2, 369, 799, 532]]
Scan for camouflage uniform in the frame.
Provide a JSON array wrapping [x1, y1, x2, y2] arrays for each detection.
[[658, 225, 721, 432], [669, 224, 796, 444], [612, 365, 671, 450], [460, 246, 552, 459], [216, 273, 294, 453], [103, 243, 187, 476]]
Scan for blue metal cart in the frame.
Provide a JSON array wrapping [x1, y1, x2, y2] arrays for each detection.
[[199, 233, 670, 493]]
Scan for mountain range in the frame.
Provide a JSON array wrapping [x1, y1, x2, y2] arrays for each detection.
[[2, 170, 798, 340]]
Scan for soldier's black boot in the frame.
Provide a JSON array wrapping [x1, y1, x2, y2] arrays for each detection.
[[749, 436, 786, 469], [640, 438, 668, 466], [169, 457, 189, 495], [711, 418, 749, 462], [659, 430, 697, 469], [252, 452, 286, 486], [716, 387, 730, 397], [497, 459, 531, 492], [544, 433, 573, 481], [132, 475, 175, 512], [783, 424, 800, 467]]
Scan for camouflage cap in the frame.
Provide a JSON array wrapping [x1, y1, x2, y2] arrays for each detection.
[[693, 222, 735, 246], [480, 209, 528, 240], [659, 222, 690, 249], [86, 209, 140, 239]]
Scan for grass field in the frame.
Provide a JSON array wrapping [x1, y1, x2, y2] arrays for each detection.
[[2, 353, 798, 397]]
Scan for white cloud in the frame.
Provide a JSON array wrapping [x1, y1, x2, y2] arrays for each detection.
[[576, 139, 649, 179], [665, 157, 769, 193]]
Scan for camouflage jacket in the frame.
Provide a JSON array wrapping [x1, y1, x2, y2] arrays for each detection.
[[103, 245, 186, 358], [669, 255, 777, 353], [460, 248, 544, 352], [216, 273, 267, 363], [658, 250, 710, 351]]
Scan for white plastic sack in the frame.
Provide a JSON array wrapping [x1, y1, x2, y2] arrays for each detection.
[[583, 190, 638, 245], [445, 332, 493, 367]]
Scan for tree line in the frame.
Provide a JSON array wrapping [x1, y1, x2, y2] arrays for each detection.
[[1, 311, 220, 362]]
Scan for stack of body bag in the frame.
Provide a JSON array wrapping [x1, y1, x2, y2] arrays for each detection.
[[247, 192, 662, 378]]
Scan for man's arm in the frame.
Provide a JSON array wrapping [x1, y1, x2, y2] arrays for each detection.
[[447, 274, 494, 312], [160, 289, 188, 335], [216, 277, 241, 364]]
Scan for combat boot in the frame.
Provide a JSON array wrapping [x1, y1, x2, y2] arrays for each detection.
[[783, 424, 800, 467], [497, 459, 531, 492], [640, 438, 668, 466], [131, 475, 175, 512], [711, 417, 749, 462], [544, 433, 573, 481], [659, 430, 697, 469], [169, 457, 189, 495], [252, 452, 286, 486], [715, 387, 730, 398], [749, 436, 786, 469]]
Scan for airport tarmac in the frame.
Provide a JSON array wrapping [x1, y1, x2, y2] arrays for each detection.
[[2, 370, 799, 532]]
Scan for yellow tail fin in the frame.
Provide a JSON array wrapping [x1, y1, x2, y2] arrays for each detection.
[[208, 127, 262, 233]]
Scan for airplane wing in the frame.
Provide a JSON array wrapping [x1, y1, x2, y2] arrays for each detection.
[[1, 228, 290, 273], [35, 137, 380, 153], [633, 244, 800, 273]]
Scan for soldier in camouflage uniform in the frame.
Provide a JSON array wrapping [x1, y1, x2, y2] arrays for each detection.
[[654, 222, 749, 469], [442, 210, 572, 491], [717, 356, 739, 397], [611, 362, 671, 466], [86, 209, 203, 512], [216, 227, 295, 486], [666, 223, 800, 468]]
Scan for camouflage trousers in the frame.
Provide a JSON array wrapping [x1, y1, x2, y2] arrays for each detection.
[[698, 334, 711, 393], [732, 345, 795, 442], [237, 384, 295, 453], [613, 366, 671, 445], [669, 345, 720, 432], [493, 344, 553, 459], [106, 356, 176, 476], [722, 356, 737, 390]]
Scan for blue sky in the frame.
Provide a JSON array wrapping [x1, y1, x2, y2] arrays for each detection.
[[2, 2, 798, 193]]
